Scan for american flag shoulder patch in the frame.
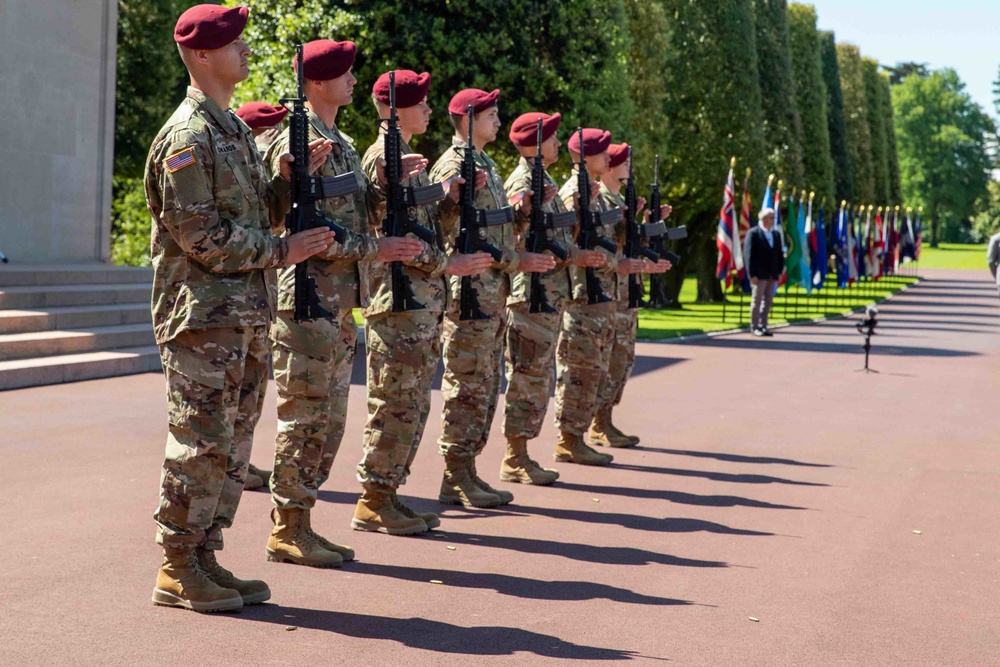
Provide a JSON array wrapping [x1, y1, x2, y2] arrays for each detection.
[[165, 147, 196, 173]]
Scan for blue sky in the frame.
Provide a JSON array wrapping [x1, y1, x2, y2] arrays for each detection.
[[809, 0, 998, 118]]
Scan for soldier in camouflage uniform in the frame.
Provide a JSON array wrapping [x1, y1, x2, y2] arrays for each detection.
[[500, 112, 607, 485], [235, 101, 287, 156], [353, 70, 494, 534], [147, 4, 337, 613], [591, 143, 672, 449], [553, 129, 646, 467], [264, 41, 425, 567], [429, 88, 556, 508]]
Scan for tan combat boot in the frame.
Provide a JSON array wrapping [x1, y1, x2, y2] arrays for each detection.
[[588, 409, 638, 449], [196, 548, 271, 605], [466, 457, 514, 505], [352, 487, 428, 535], [500, 436, 558, 486], [605, 409, 640, 446], [299, 509, 356, 562], [152, 547, 243, 613], [392, 495, 441, 530], [244, 464, 272, 491], [554, 429, 614, 466], [439, 455, 501, 508], [266, 507, 343, 568]]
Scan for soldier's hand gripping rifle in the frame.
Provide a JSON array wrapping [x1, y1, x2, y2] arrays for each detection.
[[381, 71, 445, 312], [281, 44, 359, 322], [455, 105, 514, 321], [573, 127, 619, 305], [525, 119, 576, 314], [622, 147, 663, 309]]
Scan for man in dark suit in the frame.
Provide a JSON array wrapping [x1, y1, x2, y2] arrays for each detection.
[[743, 208, 784, 336]]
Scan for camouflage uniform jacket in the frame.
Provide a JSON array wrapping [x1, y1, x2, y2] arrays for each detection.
[[505, 157, 579, 306], [361, 133, 451, 317], [144, 87, 289, 345], [599, 184, 632, 301], [429, 138, 521, 316], [559, 169, 621, 301], [266, 110, 379, 311]]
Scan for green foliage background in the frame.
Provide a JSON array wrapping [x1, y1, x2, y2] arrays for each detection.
[[110, 1, 996, 292]]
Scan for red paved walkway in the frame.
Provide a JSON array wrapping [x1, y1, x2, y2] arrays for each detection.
[[2, 269, 998, 665]]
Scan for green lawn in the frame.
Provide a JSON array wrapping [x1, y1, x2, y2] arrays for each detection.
[[912, 243, 986, 270], [637, 273, 919, 340]]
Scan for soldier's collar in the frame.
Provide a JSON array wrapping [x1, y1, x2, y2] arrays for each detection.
[[307, 109, 345, 144], [186, 87, 238, 136]]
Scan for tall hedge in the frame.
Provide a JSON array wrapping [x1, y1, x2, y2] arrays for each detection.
[[819, 31, 852, 203], [752, 0, 805, 188], [787, 3, 834, 204], [836, 43, 875, 204], [657, 0, 767, 302], [234, 0, 633, 179], [862, 57, 890, 203]]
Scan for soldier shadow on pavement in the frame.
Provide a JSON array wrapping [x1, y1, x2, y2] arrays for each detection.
[[680, 337, 980, 357], [623, 355, 686, 378], [240, 606, 644, 661], [639, 447, 833, 468], [506, 504, 776, 536], [611, 462, 829, 487], [348, 562, 696, 607], [435, 531, 731, 568], [552, 481, 809, 510]]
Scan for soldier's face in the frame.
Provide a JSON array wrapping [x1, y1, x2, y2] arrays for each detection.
[[585, 151, 609, 176], [325, 68, 357, 107], [207, 38, 251, 84], [473, 106, 500, 146], [612, 161, 630, 181], [541, 133, 560, 165], [398, 98, 431, 135]]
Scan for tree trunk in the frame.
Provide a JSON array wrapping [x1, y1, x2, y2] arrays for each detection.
[[695, 239, 724, 302]]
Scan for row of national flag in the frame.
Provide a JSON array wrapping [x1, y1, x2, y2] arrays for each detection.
[[715, 163, 922, 292]]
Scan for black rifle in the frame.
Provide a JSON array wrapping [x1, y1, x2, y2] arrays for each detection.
[[525, 119, 576, 314], [280, 44, 358, 322], [622, 147, 663, 309], [573, 127, 619, 305], [646, 154, 686, 307], [455, 105, 514, 321], [380, 71, 445, 312]]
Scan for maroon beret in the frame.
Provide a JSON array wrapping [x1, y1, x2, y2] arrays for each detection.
[[174, 5, 248, 50], [448, 88, 500, 116], [608, 142, 631, 168], [235, 102, 288, 130], [568, 128, 612, 157], [294, 39, 356, 81], [509, 112, 562, 147], [373, 70, 432, 108]]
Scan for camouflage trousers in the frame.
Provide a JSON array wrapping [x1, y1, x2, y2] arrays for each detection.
[[357, 310, 442, 489], [597, 305, 638, 411], [502, 304, 561, 440], [155, 326, 269, 551], [438, 308, 507, 458], [270, 309, 357, 509], [554, 301, 616, 436]]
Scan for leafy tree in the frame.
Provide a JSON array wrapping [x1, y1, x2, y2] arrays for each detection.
[[752, 0, 805, 188], [885, 61, 929, 86], [656, 0, 767, 302], [971, 180, 1000, 243], [234, 0, 633, 180], [862, 57, 890, 203], [893, 68, 996, 245], [819, 31, 852, 203], [882, 73, 903, 204], [787, 3, 834, 204], [836, 43, 875, 203]]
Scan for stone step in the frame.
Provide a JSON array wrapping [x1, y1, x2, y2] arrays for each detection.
[[0, 263, 153, 287], [0, 283, 151, 309], [0, 345, 161, 391], [0, 303, 151, 335], [0, 324, 156, 362]]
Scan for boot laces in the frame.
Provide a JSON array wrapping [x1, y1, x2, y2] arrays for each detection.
[[198, 550, 234, 582], [391, 495, 418, 519]]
